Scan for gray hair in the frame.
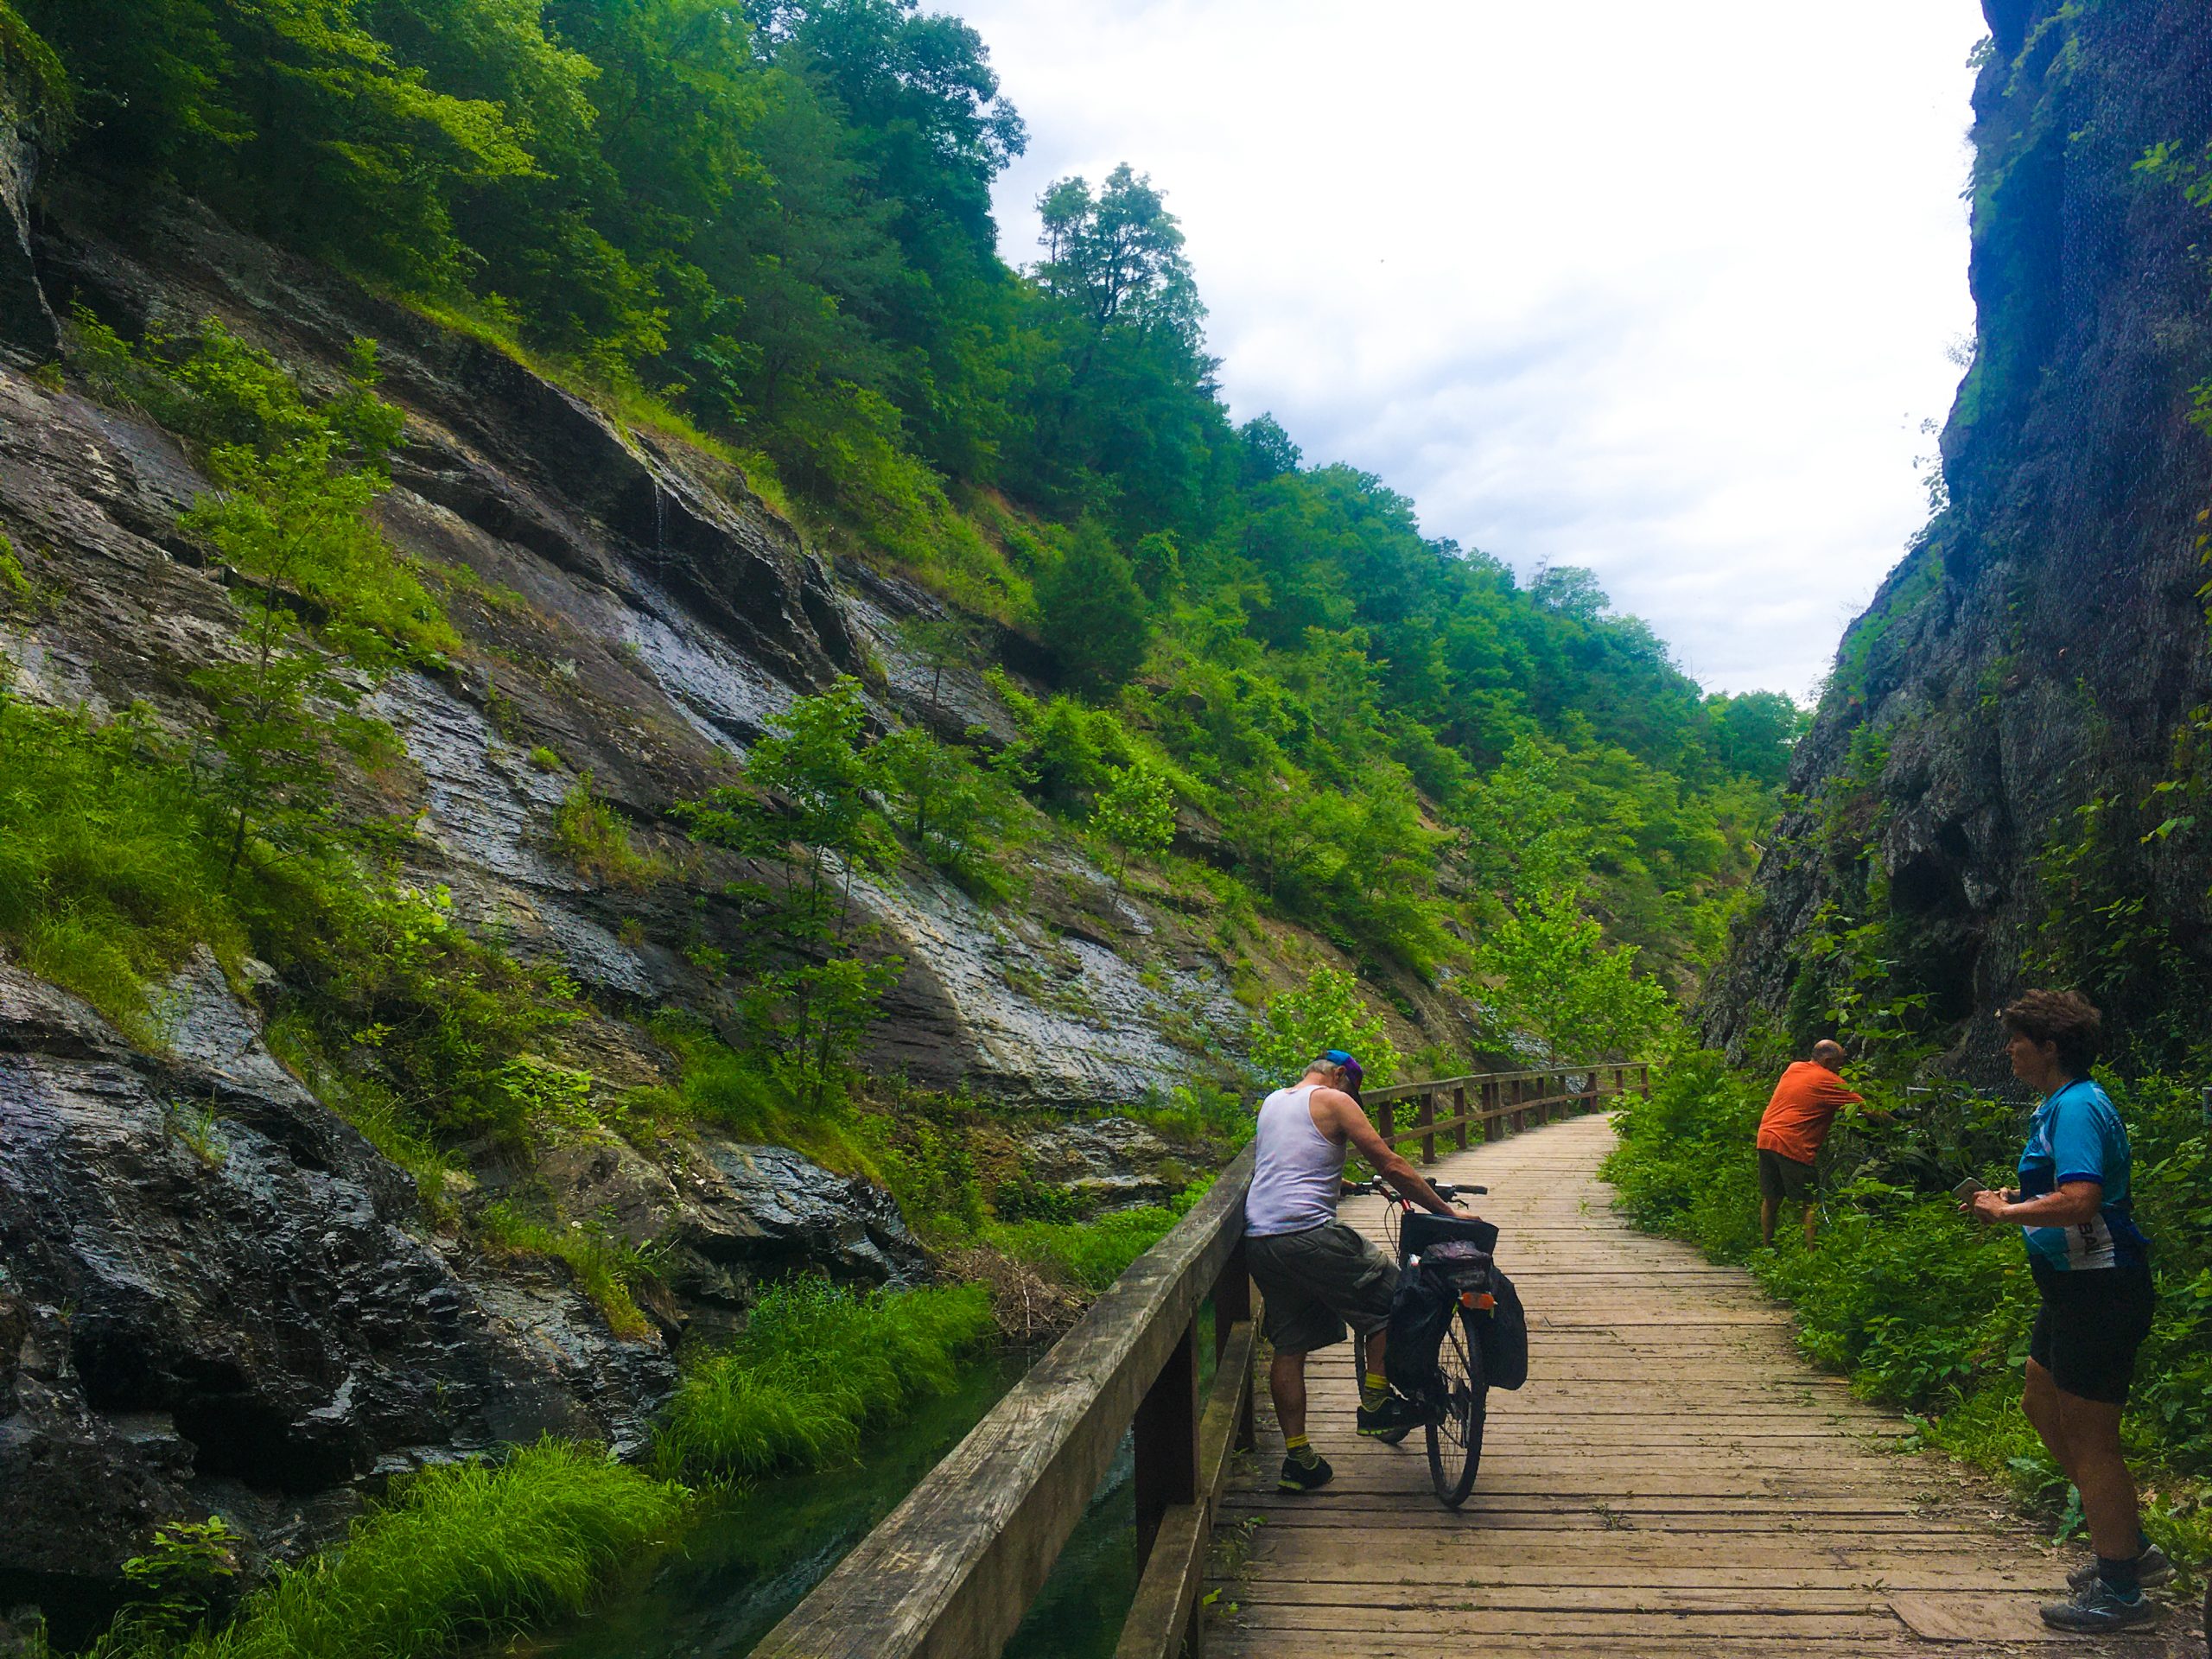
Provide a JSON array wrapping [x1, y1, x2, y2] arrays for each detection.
[[1305, 1056, 1351, 1087]]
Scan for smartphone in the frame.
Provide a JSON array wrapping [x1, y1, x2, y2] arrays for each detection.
[[1951, 1177, 1987, 1201]]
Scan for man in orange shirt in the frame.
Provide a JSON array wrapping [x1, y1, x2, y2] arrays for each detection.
[[1757, 1039, 1864, 1247]]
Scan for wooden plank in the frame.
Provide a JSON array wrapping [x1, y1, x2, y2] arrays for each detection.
[[1114, 1503, 1207, 1659], [1887, 1592, 2082, 1643], [1206, 1115, 2177, 1659]]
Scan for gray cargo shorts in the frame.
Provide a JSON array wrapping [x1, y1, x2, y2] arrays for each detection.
[[1246, 1220, 1399, 1355]]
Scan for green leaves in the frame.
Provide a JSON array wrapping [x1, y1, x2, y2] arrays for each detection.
[[1249, 967, 1400, 1090], [1033, 518, 1152, 695], [1090, 760, 1174, 874], [1466, 885, 1672, 1064]]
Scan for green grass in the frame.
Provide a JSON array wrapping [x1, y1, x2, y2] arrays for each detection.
[[125, 1442, 688, 1659], [655, 1280, 995, 1480], [980, 1204, 1186, 1292], [0, 698, 246, 1047], [552, 772, 665, 890]]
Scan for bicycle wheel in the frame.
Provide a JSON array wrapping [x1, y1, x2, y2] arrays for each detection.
[[1426, 1305, 1487, 1508], [1352, 1334, 1411, 1445]]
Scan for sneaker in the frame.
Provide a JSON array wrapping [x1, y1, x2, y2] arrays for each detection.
[[1276, 1451, 1333, 1493], [2067, 1544, 2172, 1592], [1356, 1394, 1421, 1438], [2040, 1580, 2161, 1633]]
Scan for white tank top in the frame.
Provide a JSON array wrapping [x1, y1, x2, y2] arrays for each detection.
[[1246, 1084, 1344, 1236]]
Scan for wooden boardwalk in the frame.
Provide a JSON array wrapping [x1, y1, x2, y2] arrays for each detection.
[[1211, 1113, 2197, 1658]]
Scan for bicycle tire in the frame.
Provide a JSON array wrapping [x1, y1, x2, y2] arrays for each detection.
[[1426, 1305, 1487, 1508], [1351, 1334, 1412, 1445]]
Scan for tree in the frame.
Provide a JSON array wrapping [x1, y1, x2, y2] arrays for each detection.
[[1034, 519, 1150, 694], [1249, 968, 1400, 1089], [1702, 690, 1805, 788], [873, 723, 1027, 889], [1468, 886, 1672, 1062], [1091, 761, 1174, 875], [1128, 529, 1181, 601], [1236, 413, 1300, 485], [677, 678, 902, 1110], [1034, 164, 1201, 347]]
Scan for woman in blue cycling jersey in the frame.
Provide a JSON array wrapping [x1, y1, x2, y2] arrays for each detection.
[[1962, 990, 2159, 1634]]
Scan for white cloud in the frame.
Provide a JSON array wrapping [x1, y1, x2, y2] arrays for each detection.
[[941, 0, 1986, 697]]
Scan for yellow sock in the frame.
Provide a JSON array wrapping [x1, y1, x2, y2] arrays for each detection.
[[1362, 1372, 1388, 1408], [1284, 1433, 1316, 1465]]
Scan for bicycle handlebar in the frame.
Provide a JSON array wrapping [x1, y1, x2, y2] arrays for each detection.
[[1343, 1179, 1488, 1198]]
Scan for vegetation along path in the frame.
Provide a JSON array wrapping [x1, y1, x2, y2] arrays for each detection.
[[1212, 1113, 2195, 1658]]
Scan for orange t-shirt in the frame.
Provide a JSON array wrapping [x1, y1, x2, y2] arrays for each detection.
[[1755, 1061, 1863, 1165]]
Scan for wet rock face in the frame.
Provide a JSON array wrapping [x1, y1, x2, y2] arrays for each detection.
[[0, 112, 53, 358], [1701, 0, 2212, 1072], [0, 959, 672, 1589], [661, 1140, 928, 1313], [1021, 1117, 1187, 1212], [0, 162, 1278, 1600]]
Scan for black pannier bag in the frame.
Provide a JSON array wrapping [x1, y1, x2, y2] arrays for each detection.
[[1478, 1265, 1529, 1391], [1382, 1211, 1528, 1404], [1382, 1254, 1467, 1412]]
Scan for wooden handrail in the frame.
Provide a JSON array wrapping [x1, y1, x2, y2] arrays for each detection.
[[752, 1060, 1649, 1659], [752, 1142, 1258, 1659]]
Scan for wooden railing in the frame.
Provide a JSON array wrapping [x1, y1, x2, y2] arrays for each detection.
[[1363, 1062, 1652, 1166], [750, 1061, 1649, 1659]]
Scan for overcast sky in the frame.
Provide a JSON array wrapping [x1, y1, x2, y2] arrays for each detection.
[[941, 0, 1990, 699]]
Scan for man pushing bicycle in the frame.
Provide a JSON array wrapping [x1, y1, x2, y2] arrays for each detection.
[[1244, 1051, 1472, 1491]]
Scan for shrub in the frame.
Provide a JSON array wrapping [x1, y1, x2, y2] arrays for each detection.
[[1249, 966, 1399, 1089], [1034, 519, 1150, 695], [1091, 761, 1176, 874], [552, 772, 663, 889]]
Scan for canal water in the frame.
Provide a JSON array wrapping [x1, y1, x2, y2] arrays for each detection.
[[526, 1342, 1158, 1659]]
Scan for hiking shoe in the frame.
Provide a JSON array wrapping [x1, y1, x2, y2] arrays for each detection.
[[1356, 1395, 1421, 1438], [2067, 1544, 2172, 1592], [1276, 1452, 1333, 1493], [2039, 1580, 2160, 1633]]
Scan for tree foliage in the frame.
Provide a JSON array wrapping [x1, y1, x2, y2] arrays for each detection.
[[24, 0, 1801, 1055]]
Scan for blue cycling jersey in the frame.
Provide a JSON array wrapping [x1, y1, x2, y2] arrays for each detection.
[[2015, 1078, 2148, 1272]]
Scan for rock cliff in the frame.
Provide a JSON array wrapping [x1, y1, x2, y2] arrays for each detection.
[[0, 160, 1454, 1609], [1700, 0, 2212, 1071]]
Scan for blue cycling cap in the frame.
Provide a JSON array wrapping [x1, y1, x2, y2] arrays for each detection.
[[1320, 1048, 1364, 1098]]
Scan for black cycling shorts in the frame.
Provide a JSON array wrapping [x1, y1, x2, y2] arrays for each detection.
[[2029, 1262, 2154, 1406]]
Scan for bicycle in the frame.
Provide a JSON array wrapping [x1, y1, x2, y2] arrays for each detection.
[[1342, 1178, 1494, 1509]]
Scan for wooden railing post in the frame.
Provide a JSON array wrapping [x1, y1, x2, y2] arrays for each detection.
[[1611, 1064, 1624, 1105], [1639, 1063, 1652, 1099], [1582, 1067, 1599, 1115], [1133, 1316, 1199, 1569], [1418, 1090, 1436, 1164], [1481, 1077, 1497, 1141], [1453, 1084, 1468, 1153], [1376, 1096, 1395, 1145], [1214, 1241, 1255, 1452]]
